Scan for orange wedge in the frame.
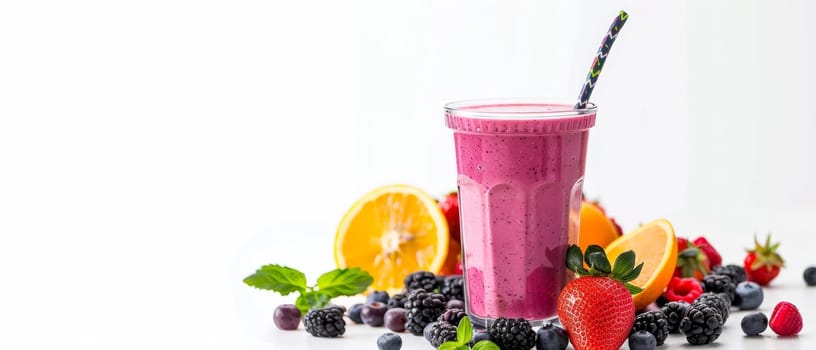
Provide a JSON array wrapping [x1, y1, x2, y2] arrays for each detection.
[[334, 184, 449, 292], [605, 219, 678, 310], [578, 202, 620, 253]]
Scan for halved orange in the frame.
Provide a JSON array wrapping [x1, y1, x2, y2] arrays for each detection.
[[605, 219, 678, 310], [334, 184, 449, 292], [578, 202, 620, 253]]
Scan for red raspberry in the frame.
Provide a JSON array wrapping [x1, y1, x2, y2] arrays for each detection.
[[439, 192, 460, 242], [770, 301, 803, 336], [664, 277, 703, 303]]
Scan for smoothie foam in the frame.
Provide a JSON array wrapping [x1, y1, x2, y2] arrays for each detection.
[[445, 101, 596, 324]]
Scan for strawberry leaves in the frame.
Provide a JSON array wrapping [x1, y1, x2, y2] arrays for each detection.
[[566, 244, 644, 294]]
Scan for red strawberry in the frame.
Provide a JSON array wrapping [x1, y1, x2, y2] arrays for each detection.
[[664, 277, 703, 303], [558, 245, 641, 350], [744, 234, 784, 286], [439, 192, 460, 242], [769, 301, 803, 336], [674, 237, 710, 280], [693, 236, 722, 268]]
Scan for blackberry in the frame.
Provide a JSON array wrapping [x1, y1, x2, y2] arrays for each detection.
[[702, 274, 736, 303], [660, 301, 690, 333], [446, 299, 464, 310], [440, 276, 465, 301], [487, 317, 536, 350], [435, 275, 447, 287], [712, 264, 746, 285], [631, 310, 669, 345], [388, 293, 406, 309], [655, 294, 669, 307], [303, 308, 346, 338], [404, 289, 447, 335], [427, 321, 458, 347], [696, 292, 729, 323], [326, 304, 346, 313], [438, 308, 467, 327], [679, 303, 723, 345], [405, 271, 439, 292]]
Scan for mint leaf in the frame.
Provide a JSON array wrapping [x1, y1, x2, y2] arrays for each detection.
[[295, 291, 331, 314], [456, 316, 473, 344], [243, 264, 307, 295], [472, 340, 501, 350], [438, 342, 465, 350], [316, 267, 373, 297]]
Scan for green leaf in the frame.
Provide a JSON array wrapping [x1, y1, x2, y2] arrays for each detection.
[[584, 245, 605, 267], [624, 282, 644, 295], [621, 262, 644, 282], [473, 340, 501, 350], [589, 253, 611, 274], [679, 247, 700, 259], [566, 245, 584, 272], [243, 264, 307, 295], [612, 250, 636, 277], [456, 316, 473, 344], [316, 267, 373, 298], [295, 291, 331, 314], [573, 266, 589, 275], [438, 342, 463, 350]]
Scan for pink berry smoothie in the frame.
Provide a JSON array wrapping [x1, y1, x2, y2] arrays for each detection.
[[444, 99, 596, 326]]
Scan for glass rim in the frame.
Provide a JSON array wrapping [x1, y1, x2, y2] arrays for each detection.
[[444, 98, 597, 119]]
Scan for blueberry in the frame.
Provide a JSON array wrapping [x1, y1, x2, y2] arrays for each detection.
[[734, 281, 764, 310], [362, 302, 388, 327], [377, 332, 403, 350], [423, 321, 437, 342], [805, 266, 816, 286], [272, 304, 301, 330], [535, 323, 569, 350], [741, 312, 768, 336], [628, 330, 656, 350], [446, 299, 465, 310], [469, 331, 495, 347], [367, 291, 390, 304], [384, 308, 407, 332], [347, 303, 364, 324]]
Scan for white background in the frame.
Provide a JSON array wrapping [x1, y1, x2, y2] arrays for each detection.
[[1, 1, 814, 348]]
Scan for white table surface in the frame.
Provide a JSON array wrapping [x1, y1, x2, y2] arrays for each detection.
[[235, 221, 816, 350], [251, 281, 814, 350]]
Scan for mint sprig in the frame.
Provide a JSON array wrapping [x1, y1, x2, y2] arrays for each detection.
[[243, 264, 373, 314], [438, 316, 500, 350]]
